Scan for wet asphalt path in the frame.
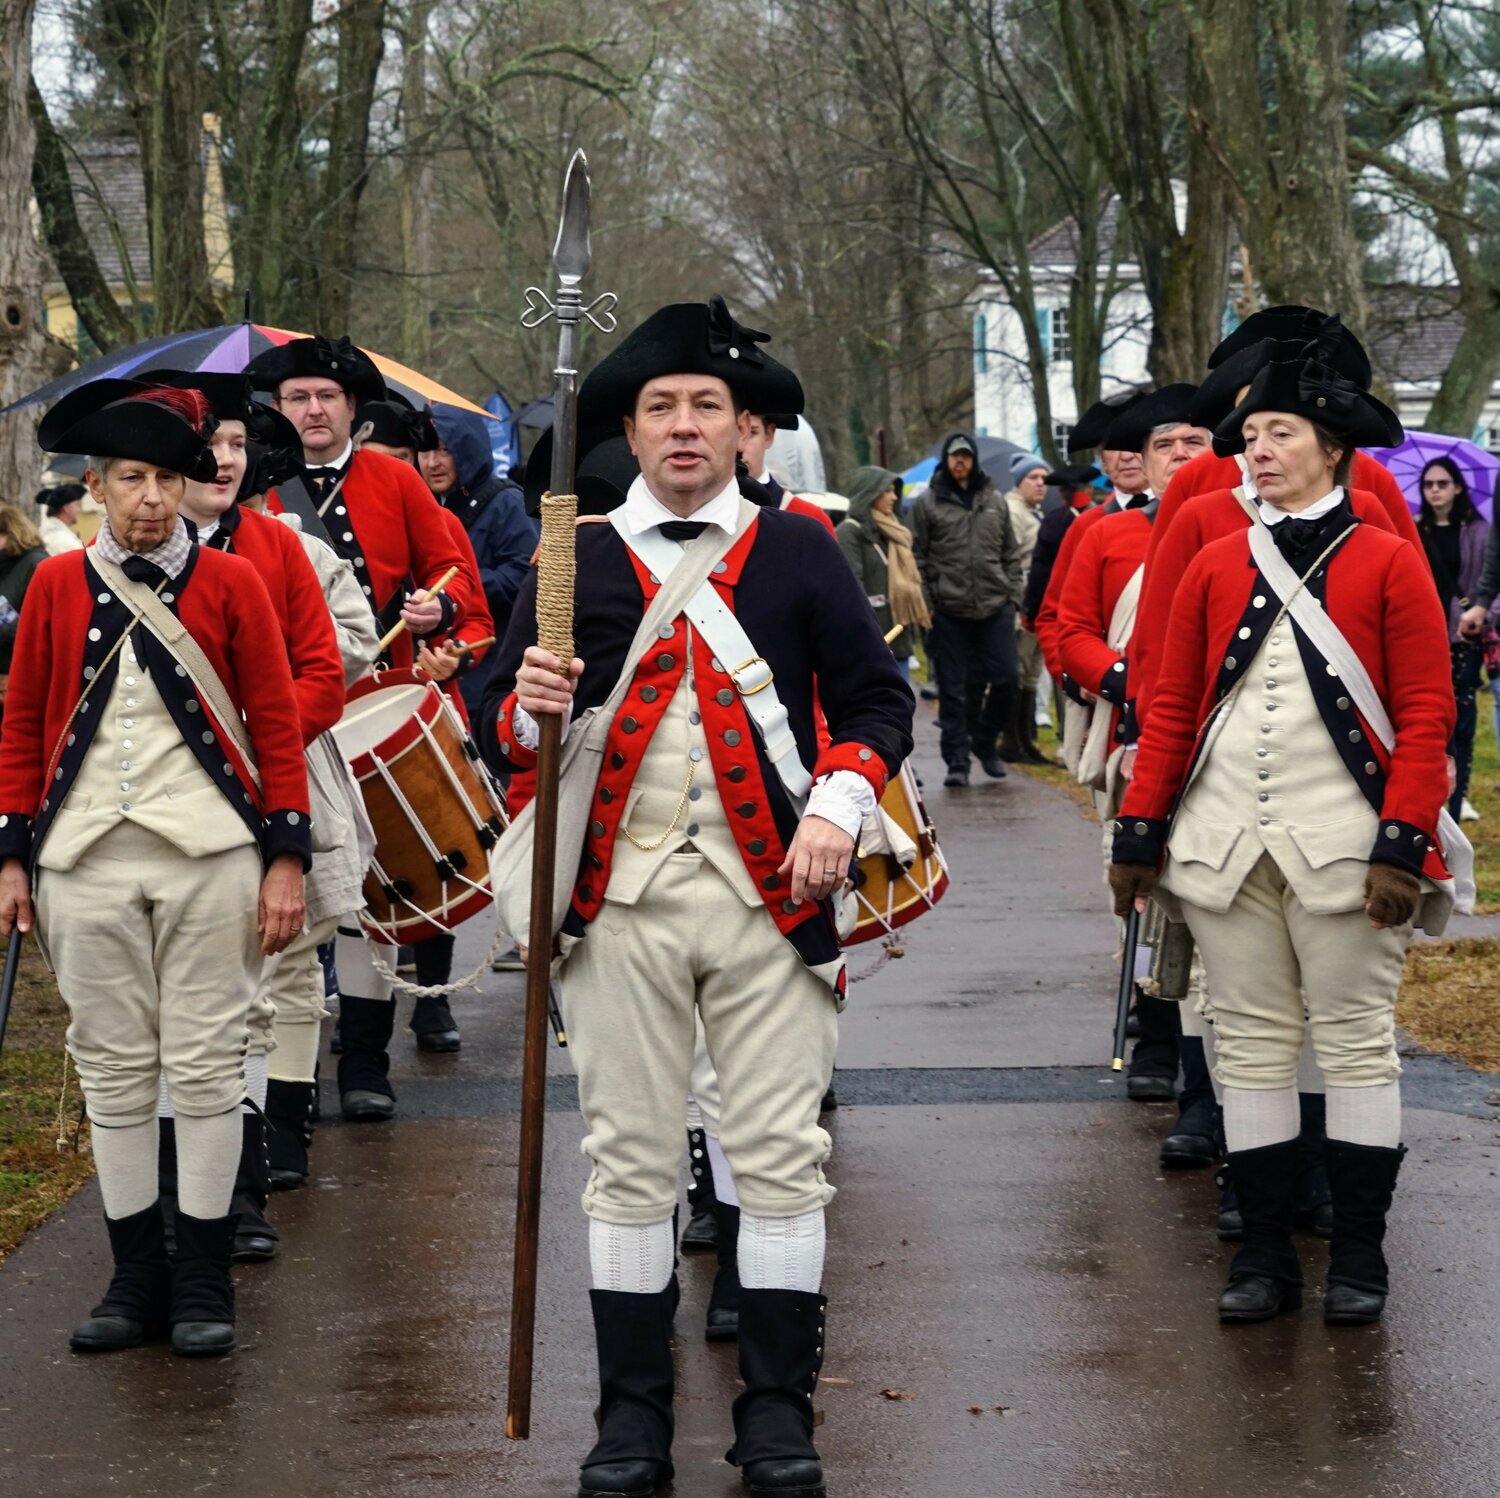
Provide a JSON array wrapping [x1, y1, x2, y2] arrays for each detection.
[[2, 709, 1499, 1498]]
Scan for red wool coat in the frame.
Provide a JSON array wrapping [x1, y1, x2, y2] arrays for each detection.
[[433, 506, 495, 726], [1036, 495, 1140, 679], [0, 548, 311, 869], [204, 503, 345, 744], [1117, 519, 1454, 881]]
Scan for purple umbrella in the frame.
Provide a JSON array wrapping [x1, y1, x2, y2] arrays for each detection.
[[1366, 430, 1498, 522]]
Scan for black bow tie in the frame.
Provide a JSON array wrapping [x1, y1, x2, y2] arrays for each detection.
[[659, 521, 708, 542], [1272, 514, 1333, 565], [121, 555, 168, 588]]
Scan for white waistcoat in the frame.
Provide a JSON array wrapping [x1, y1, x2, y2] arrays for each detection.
[[37, 636, 256, 872], [1161, 616, 1377, 915]]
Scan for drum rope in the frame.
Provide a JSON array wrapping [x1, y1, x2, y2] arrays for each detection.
[[362, 911, 512, 998]]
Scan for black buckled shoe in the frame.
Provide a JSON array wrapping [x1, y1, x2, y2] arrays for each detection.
[[1216, 1137, 1304, 1325], [231, 1112, 278, 1262], [728, 1290, 828, 1497], [706, 1201, 740, 1342], [169, 1208, 238, 1356], [69, 1205, 171, 1352], [579, 1287, 676, 1498], [264, 1077, 317, 1189], [341, 1089, 397, 1122], [1323, 1139, 1405, 1326], [411, 996, 462, 1053]]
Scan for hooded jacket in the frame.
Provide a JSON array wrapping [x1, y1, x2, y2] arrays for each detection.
[[837, 465, 916, 657], [910, 433, 1021, 618]]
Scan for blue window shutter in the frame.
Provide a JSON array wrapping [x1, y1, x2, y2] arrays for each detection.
[[1037, 306, 1050, 361], [974, 313, 988, 374]]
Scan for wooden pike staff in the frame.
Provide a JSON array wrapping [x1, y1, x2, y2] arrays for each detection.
[[506, 148, 617, 1441]]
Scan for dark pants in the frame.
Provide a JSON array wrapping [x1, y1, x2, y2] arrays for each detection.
[[929, 608, 1019, 768], [1449, 642, 1483, 819]]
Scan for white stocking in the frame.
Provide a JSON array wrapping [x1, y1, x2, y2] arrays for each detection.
[[1326, 1082, 1402, 1148], [90, 1117, 159, 1219], [175, 1108, 242, 1219], [1222, 1084, 1300, 1152], [588, 1218, 676, 1294], [739, 1208, 826, 1293]]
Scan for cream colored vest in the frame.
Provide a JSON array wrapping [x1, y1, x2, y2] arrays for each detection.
[[1161, 614, 1377, 916], [37, 635, 257, 872], [604, 628, 761, 909]]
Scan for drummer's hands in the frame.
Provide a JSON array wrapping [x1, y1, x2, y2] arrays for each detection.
[[402, 591, 445, 636], [259, 855, 306, 955], [0, 858, 32, 937], [517, 645, 583, 717], [417, 642, 462, 682], [779, 815, 856, 905]]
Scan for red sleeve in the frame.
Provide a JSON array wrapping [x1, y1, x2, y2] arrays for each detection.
[[441, 510, 495, 666], [1378, 540, 1456, 837], [1355, 453, 1423, 555], [1133, 505, 1209, 738], [813, 741, 889, 798], [1120, 551, 1217, 825], [1036, 513, 1089, 677], [272, 522, 346, 744], [396, 460, 473, 622], [0, 564, 55, 839], [1055, 525, 1121, 697]]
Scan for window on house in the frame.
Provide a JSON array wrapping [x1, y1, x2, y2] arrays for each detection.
[[1053, 421, 1073, 449], [974, 313, 988, 374], [1048, 307, 1072, 363]]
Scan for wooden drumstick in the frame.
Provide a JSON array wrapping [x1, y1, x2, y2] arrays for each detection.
[[444, 635, 496, 659], [884, 623, 904, 644], [378, 566, 460, 651]]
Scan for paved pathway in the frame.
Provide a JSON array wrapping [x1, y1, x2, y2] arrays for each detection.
[[2, 710, 1498, 1497]]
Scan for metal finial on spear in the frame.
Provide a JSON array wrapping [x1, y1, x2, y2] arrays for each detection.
[[505, 148, 616, 1443]]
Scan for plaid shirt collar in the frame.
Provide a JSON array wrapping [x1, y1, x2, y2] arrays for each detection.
[[93, 514, 194, 579]]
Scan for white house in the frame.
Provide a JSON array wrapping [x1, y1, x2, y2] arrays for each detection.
[[973, 192, 1500, 451]]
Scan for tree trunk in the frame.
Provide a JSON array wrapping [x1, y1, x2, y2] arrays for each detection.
[[28, 78, 138, 352], [0, 0, 71, 514], [1423, 297, 1500, 437], [398, 0, 433, 366]]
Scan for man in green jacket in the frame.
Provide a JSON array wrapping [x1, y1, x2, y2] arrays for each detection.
[[911, 433, 1023, 786]]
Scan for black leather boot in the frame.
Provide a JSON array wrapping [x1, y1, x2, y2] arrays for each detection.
[[264, 1078, 317, 1188], [578, 1287, 675, 1498], [998, 699, 1027, 763], [681, 1128, 718, 1253], [706, 1201, 741, 1342], [1160, 1036, 1216, 1168], [728, 1289, 828, 1496], [412, 936, 461, 1052], [169, 1208, 238, 1356], [157, 1116, 179, 1254], [1217, 1137, 1304, 1324], [70, 1205, 172, 1352], [337, 995, 397, 1121], [1126, 993, 1180, 1101], [232, 1112, 278, 1262], [1296, 1092, 1334, 1238], [1323, 1139, 1405, 1326]]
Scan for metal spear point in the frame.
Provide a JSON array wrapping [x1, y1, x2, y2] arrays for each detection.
[[506, 148, 615, 1444]]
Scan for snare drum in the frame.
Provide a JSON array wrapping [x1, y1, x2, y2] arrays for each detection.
[[332, 669, 508, 942], [843, 760, 949, 945]]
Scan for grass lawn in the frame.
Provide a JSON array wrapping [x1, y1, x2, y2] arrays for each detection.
[[0, 939, 93, 1263], [1463, 700, 1499, 913]]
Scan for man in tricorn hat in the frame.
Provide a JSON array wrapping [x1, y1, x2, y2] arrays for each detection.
[[0, 383, 311, 1355], [481, 295, 913, 1498]]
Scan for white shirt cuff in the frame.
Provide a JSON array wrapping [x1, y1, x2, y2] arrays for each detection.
[[510, 704, 570, 750], [804, 770, 876, 841]]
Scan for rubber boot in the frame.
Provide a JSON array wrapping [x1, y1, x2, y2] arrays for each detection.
[[1127, 993, 1179, 1101], [1160, 1036, 1217, 1168], [681, 1127, 718, 1253], [69, 1205, 171, 1352], [264, 1077, 317, 1189], [1217, 1137, 1304, 1324], [231, 1112, 278, 1262], [1323, 1140, 1405, 1326], [728, 1289, 828, 1496], [157, 1115, 179, 1255], [706, 1201, 741, 1342], [337, 995, 397, 1121], [1295, 1092, 1334, 1238], [169, 1207, 238, 1356], [578, 1287, 676, 1498]]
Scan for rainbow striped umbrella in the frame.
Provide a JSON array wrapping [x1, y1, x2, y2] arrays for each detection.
[[2, 321, 494, 419]]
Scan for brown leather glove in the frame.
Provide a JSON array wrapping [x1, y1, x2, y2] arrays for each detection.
[[1108, 862, 1157, 920], [1364, 863, 1421, 928]]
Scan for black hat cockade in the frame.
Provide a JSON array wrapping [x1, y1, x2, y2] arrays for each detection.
[[145, 369, 304, 486], [523, 424, 641, 519], [1067, 389, 1150, 455], [578, 294, 804, 426], [246, 334, 386, 403], [1211, 353, 1404, 458], [37, 378, 219, 484], [357, 393, 440, 454], [1192, 319, 1373, 432], [1101, 383, 1200, 454]]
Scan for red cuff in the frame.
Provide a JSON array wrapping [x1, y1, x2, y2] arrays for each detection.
[[813, 741, 889, 798], [494, 693, 539, 772]]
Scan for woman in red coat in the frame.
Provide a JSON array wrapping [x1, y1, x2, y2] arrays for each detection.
[[1109, 351, 1457, 1328]]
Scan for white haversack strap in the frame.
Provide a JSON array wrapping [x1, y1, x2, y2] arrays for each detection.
[[609, 509, 813, 808]]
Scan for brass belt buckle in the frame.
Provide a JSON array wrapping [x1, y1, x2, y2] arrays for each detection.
[[733, 656, 774, 696]]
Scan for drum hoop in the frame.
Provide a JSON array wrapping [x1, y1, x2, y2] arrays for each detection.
[[339, 683, 444, 777]]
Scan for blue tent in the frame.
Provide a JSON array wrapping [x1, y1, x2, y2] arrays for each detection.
[[482, 390, 521, 473]]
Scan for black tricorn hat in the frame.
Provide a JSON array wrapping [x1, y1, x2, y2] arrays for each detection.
[[578, 295, 804, 426], [357, 395, 439, 454], [1212, 355, 1403, 457], [1044, 462, 1102, 489], [37, 482, 87, 513], [758, 411, 800, 431], [1068, 389, 1150, 454], [246, 335, 385, 402], [44, 397, 219, 483], [1102, 383, 1200, 454], [146, 368, 304, 461], [523, 425, 640, 518], [1209, 305, 1360, 371], [1192, 322, 1373, 431]]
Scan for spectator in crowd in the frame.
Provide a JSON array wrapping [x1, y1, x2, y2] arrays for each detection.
[[911, 432, 1023, 787], [1003, 454, 1049, 763], [0, 503, 50, 625], [37, 484, 86, 555], [837, 465, 931, 681], [1416, 456, 1490, 819], [0, 623, 13, 736]]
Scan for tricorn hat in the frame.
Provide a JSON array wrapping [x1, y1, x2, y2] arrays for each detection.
[[146, 368, 304, 464], [357, 394, 439, 454], [37, 482, 87, 514], [37, 380, 218, 483], [757, 411, 800, 431], [523, 424, 640, 518], [1043, 462, 1102, 489], [246, 335, 385, 403], [1192, 321, 1373, 431], [1101, 384, 1200, 454], [1212, 355, 1403, 457], [1068, 389, 1150, 454], [578, 295, 804, 426]]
